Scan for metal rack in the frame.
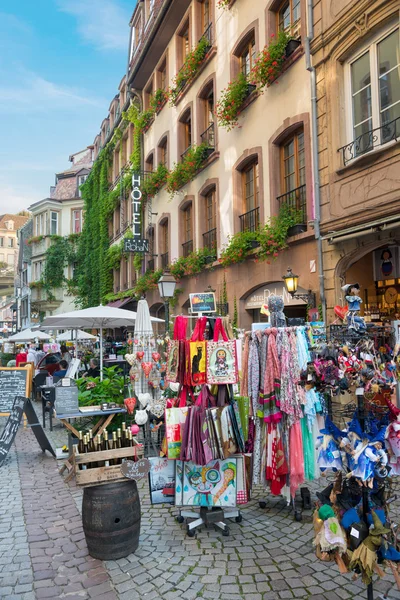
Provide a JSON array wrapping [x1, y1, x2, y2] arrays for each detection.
[[176, 506, 242, 537]]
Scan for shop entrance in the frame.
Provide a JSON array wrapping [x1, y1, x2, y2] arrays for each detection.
[[244, 282, 308, 325]]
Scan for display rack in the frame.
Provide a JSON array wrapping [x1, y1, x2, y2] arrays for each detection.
[[176, 506, 242, 537]]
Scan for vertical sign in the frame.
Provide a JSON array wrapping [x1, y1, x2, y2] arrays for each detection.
[[124, 173, 149, 253]]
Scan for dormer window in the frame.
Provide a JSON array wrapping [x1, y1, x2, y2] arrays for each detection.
[[5, 220, 13, 230], [78, 175, 88, 197]]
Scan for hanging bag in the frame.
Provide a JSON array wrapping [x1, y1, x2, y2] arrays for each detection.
[[188, 317, 207, 386], [206, 319, 238, 385], [164, 386, 191, 459]]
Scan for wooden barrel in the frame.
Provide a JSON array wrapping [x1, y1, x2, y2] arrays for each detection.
[[82, 480, 141, 560]]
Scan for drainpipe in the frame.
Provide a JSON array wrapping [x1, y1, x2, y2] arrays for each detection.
[[305, 0, 327, 323]]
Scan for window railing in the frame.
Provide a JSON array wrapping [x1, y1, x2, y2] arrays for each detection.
[[147, 258, 155, 272], [181, 145, 192, 161], [277, 184, 307, 226], [182, 240, 193, 257], [160, 252, 169, 269], [203, 228, 217, 255], [338, 117, 400, 166], [239, 206, 260, 232], [202, 23, 213, 47], [200, 123, 215, 150]]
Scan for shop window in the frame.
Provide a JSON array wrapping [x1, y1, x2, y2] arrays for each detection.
[[278, 129, 306, 224], [158, 136, 168, 168], [277, 0, 301, 38], [159, 219, 169, 268], [181, 203, 193, 257], [344, 26, 400, 160], [240, 160, 259, 232], [179, 108, 192, 160]]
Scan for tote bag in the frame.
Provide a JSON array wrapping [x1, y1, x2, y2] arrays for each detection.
[[164, 386, 191, 459], [188, 317, 207, 386], [206, 319, 238, 385]]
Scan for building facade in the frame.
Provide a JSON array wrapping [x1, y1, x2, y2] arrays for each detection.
[[16, 219, 33, 331], [91, 0, 321, 329], [312, 0, 400, 322], [27, 148, 92, 319]]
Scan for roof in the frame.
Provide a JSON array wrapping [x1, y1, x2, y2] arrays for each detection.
[[0, 214, 30, 231], [58, 149, 93, 175]]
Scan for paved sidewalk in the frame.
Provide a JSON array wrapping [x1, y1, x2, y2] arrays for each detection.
[[1, 412, 400, 599]]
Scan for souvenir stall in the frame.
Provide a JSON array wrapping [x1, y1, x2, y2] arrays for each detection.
[[160, 314, 250, 536]]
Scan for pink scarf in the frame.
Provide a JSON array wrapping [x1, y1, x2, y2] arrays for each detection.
[[289, 421, 305, 498], [262, 329, 282, 423]]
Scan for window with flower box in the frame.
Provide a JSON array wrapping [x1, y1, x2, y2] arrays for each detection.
[[159, 219, 169, 268], [177, 20, 191, 69], [199, 79, 216, 149], [179, 108, 192, 160], [158, 57, 168, 91], [240, 36, 256, 77], [158, 136, 168, 168], [181, 203, 193, 257], [277, 0, 301, 38], [277, 129, 306, 226], [240, 160, 259, 232]]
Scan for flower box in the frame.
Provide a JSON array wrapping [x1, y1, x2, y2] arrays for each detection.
[[288, 223, 307, 236], [249, 240, 260, 249], [285, 39, 301, 58]]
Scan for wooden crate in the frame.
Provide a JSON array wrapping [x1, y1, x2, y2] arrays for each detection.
[[73, 444, 144, 487]]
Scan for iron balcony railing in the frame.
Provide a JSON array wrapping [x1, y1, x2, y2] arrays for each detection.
[[182, 240, 193, 257], [147, 258, 155, 272], [277, 184, 307, 225], [203, 228, 217, 255], [181, 145, 192, 161], [160, 252, 169, 269], [338, 117, 400, 166], [200, 122, 215, 150], [239, 206, 260, 232], [202, 23, 213, 47]]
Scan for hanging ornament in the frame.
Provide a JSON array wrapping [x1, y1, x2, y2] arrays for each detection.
[[149, 366, 162, 389], [134, 338, 139, 345], [141, 361, 154, 378], [138, 393, 151, 408], [136, 351, 145, 360], [129, 362, 141, 381], [334, 305, 348, 321], [124, 397, 137, 414], [125, 354, 136, 366], [135, 409, 148, 425], [152, 352, 161, 363]]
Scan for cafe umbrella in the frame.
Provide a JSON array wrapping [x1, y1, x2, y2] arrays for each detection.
[[6, 328, 52, 342], [56, 330, 98, 342], [41, 305, 163, 380]]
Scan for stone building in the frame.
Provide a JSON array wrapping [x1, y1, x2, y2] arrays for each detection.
[[92, 0, 322, 329], [312, 0, 400, 323]]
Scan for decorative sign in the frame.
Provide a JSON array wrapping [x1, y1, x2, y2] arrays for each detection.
[[0, 368, 29, 414], [148, 457, 175, 505], [124, 173, 148, 254], [0, 396, 25, 466], [121, 458, 151, 480], [189, 292, 216, 313], [244, 282, 309, 310], [373, 246, 400, 281], [55, 386, 79, 416]]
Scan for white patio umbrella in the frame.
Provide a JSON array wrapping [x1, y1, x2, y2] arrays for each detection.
[[56, 329, 98, 342], [41, 305, 163, 380], [6, 328, 52, 342]]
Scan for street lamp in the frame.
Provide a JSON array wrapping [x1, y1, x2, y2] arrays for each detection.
[[282, 267, 315, 307], [157, 270, 177, 334]]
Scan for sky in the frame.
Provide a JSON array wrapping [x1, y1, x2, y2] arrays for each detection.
[[0, 0, 135, 213]]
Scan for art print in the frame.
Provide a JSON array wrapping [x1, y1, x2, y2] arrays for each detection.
[[180, 458, 237, 507], [148, 457, 175, 505], [166, 340, 179, 382], [206, 341, 238, 384]]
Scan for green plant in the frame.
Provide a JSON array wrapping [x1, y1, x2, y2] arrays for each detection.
[[26, 235, 46, 245], [169, 246, 216, 280], [29, 281, 44, 289], [249, 30, 293, 89], [134, 268, 163, 297], [133, 254, 143, 272], [77, 366, 125, 408], [215, 72, 252, 130], [217, 0, 230, 7], [150, 88, 168, 113], [166, 144, 210, 198], [169, 36, 211, 104], [107, 242, 123, 271], [0, 353, 14, 366], [142, 164, 169, 199], [232, 295, 238, 331]]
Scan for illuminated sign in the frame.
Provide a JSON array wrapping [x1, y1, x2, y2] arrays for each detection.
[[125, 173, 148, 254]]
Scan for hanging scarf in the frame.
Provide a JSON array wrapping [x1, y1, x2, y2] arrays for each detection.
[[266, 422, 289, 495], [262, 329, 282, 423], [289, 421, 305, 497], [248, 334, 262, 485], [280, 330, 298, 423], [240, 335, 250, 398], [296, 327, 310, 371], [301, 416, 315, 481]]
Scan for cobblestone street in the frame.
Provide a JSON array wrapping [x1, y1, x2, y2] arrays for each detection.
[[1, 410, 400, 600]]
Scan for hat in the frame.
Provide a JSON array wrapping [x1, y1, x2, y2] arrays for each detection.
[[341, 283, 360, 295]]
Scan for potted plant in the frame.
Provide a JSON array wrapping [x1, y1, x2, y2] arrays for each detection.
[[249, 30, 293, 89], [169, 36, 211, 104], [287, 222, 307, 236], [215, 72, 252, 130]]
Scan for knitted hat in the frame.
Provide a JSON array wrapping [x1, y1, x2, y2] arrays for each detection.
[[318, 504, 335, 521]]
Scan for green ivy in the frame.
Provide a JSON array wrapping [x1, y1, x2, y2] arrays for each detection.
[[166, 144, 211, 198], [170, 246, 216, 280], [142, 163, 169, 199]]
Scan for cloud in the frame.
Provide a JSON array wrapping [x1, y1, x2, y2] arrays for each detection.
[[0, 180, 41, 213], [0, 69, 106, 113], [57, 0, 130, 51]]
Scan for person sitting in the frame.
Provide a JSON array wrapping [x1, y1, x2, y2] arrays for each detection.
[[83, 358, 100, 378], [16, 347, 28, 367], [53, 360, 69, 379]]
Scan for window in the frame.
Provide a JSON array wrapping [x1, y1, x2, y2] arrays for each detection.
[[178, 21, 190, 68], [159, 137, 168, 167], [159, 58, 167, 90], [50, 211, 58, 235], [277, 0, 301, 38], [160, 220, 169, 268], [240, 160, 259, 231], [7, 238, 14, 248], [7, 254, 14, 266], [348, 27, 400, 154], [184, 205, 192, 243], [204, 189, 217, 246], [240, 36, 256, 77], [0, 238, 3, 247], [144, 77, 154, 110], [179, 109, 192, 159], [78, 175, 88, 197], [281, 130, 305, 193], [73, 209, 82, 233], [201, 0, 210, 35], [146, 152, 154, 172], [200, 85, 215, 147]]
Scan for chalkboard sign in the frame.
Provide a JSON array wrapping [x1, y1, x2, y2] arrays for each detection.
[[23, 398, 56, 458], [121, 458, 151, 480], [0, 369, 29, 414], [55, 386, 79, 416], [0, 396, 25, 466]]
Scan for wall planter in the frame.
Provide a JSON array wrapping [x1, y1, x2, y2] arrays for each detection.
[[246, 84, 257, 96], [216, 72, 252, 131], [249, 30, 294, 89], [250, 240, 260, 249], [285, 39, 301, 58], [288, 223, 307, 236]]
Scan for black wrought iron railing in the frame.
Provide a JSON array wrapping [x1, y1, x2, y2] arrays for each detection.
[[161, 252, 169, 269], [181, 145, 192, 161], [182, 240, 193, 257], [201, 23, 213, 47], [338, 117, 400, 166], [200, 123, 215, 150], [147, 258, 155, 272], [277, 184, 307, 225], [239, 206, 260, 232], [203, 228, 217, 254]]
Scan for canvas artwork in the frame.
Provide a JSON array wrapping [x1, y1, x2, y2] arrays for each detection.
[[206, 341, 238, 385], [166, 340, 179, 382], [176, 458, 238, 507], [148, 457, 176, 505]]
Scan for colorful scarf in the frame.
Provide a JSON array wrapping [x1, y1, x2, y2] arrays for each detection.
[[240, 335, 250, 398], [262, 329, 282, 423], [289, 421, 305, 497]]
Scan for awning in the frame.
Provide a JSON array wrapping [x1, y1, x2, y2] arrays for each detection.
[[107, 298, 133, 309]]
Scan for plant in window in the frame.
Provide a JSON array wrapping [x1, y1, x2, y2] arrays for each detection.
[[166, 144, 210, 197], [169, 36, 212, 105], [27, 235, 46, 245], [169, 246, 216, 280], [249, 30, 293, 89], [149, 88, 168, 113], [141, 163, 169, 199], [215, 72, 252, 130], [217, 0, 230, 8]]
